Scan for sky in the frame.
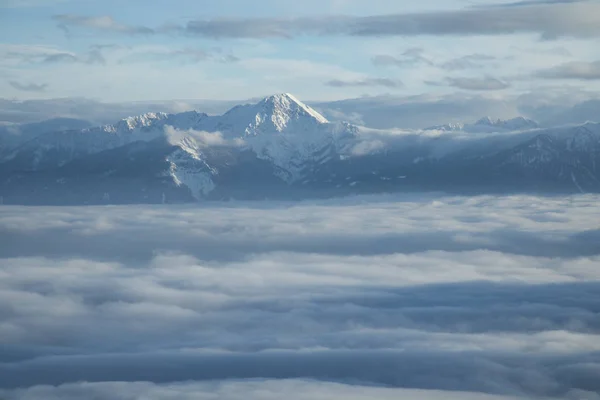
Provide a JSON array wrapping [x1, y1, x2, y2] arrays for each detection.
[[1, 0, 600, 102]]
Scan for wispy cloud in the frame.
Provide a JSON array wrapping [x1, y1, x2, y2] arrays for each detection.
[[0, 44, 106, 66], [441, 54, 497, 71], [373, 51, 497, 72], [538, 60, 600, 80], [326, 78, 403, 88], [41, 52, 79, 63], [428, 76, 511, 91], [118, 47, 239, 64], [53, 14, 154, 35], [372, 48, 434, 68], [8, 81, 48, 92], [41, 50, 106, 65]]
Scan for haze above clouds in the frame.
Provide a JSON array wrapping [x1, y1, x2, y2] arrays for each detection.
[[1, 194, 599, 399]]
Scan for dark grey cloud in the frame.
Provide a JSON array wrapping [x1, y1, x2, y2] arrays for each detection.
[[441, 76, 511, 91], [326, 78, 402, 88], [50, 2, 600, 39], [8, 81, 48, 92], [538, 60, 600, 80]]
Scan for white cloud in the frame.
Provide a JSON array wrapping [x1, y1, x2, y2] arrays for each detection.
[[0, 195, 599, 396], [164, 126, 243, 147]]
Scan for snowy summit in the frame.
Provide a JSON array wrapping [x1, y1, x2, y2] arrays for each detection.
[[218, 93, 329, 138]]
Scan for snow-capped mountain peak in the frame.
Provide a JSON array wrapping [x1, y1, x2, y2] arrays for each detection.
[[260, 93, 329, 127], [111, 112, 169, 132], [219, 93, 329, 137], [474, 116, 496, 126]]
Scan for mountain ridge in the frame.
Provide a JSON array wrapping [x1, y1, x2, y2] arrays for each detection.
[[426, 116, 539, 133], [1, 94, 599, 204]]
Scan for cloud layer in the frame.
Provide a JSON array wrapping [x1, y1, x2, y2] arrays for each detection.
[[0, 380, 540, 400], [0, 194, 599, 398]]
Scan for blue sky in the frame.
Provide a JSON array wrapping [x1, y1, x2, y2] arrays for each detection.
[[1, 0, 600, 102]]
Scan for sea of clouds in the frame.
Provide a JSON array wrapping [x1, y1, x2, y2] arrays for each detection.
[[0, 193, 599, 399]]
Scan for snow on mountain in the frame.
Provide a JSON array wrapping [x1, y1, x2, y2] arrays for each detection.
[[0, 111, 208, 168], [225, 94, 353, 181], [214, 93, 329, 137], [171, 93, 356, 183], [166, 135, 217, 200], [0, 93, 356, 197], [565, 123, 600, 152], [3, 93, 350, 176], [426, 117, 539, 133], [4, 94, 600, 204], [110, 112, 168, 132], [0, 118, 93, 156], [424, 122, 465, 132], [492, 123, 600, 191], [472, 116, 539, 131]]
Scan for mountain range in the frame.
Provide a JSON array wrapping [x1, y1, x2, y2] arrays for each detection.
[[425, 116, 540, 133], [1, 93, 599, 205]]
